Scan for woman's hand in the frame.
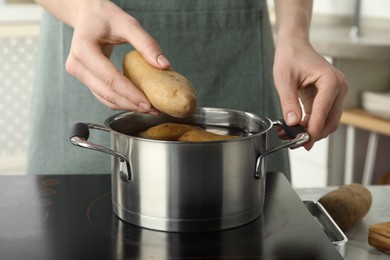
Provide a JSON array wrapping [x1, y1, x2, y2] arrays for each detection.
[[273, 38, 348, 150], [60, 0, 169, 113], [273, 0, 348, 150]]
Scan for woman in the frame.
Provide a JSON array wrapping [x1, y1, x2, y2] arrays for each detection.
[[27, 0, 348, 179]]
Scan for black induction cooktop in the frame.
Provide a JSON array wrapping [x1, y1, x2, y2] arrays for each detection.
[[0, 172, 343, 260]]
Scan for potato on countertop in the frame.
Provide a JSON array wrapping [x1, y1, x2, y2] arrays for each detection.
[[318, 183, 372, 232], [123, 50, 197, 118]]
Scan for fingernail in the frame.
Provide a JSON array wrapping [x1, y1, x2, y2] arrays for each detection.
[[157, 54, 170, 68], [287, 112, 298, 125], [305, 143, 313, 151], [138, 102, 150, 112]]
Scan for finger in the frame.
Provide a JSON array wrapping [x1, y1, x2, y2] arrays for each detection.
[[319, 83, 347, 139], [118, 16, 170, 69], [304, 80, 339, 150], [298, 84, 315, 146], [91, 89, 161, 115], [70, 40, 152, 112], [274, 77, 303, 126], [91, 90, 122, 110], [66, 52, 149, 112]]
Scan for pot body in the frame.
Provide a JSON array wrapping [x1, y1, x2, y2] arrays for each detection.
[[106, 108, 269, 232], [70, 107, 309, 232]]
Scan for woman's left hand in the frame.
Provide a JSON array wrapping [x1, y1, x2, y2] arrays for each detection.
[[273, 38, 348, 150]]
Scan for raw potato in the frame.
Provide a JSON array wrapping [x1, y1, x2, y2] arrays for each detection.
[[178, 129, 239, 142], [318, 183, 372, 232], [137, 123, 239, 142], [123, 50, 197, 118], [138, 123, 199, 141], [368, 222, 390, 254]]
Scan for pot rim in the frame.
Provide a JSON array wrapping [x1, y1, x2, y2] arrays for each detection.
[[103, 107, 274, 143]]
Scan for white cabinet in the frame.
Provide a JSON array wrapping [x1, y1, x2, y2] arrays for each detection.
[[290, 138, 329, 188]]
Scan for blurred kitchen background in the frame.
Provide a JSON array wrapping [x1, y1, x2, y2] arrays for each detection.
[[1, 0, 389, 188]]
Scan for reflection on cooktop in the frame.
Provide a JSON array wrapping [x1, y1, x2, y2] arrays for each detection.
[[87, 192, 288, 251]]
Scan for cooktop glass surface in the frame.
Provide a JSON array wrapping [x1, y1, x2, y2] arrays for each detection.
[[0, 172, 343, 260]]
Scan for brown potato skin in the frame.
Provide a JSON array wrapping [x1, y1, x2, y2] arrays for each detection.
[[178, 129, 239, 142], [137, 123, 239, 142], [123, 50, 197, 118], [138, 123, 199, 141], [318, 183, 372, 232]]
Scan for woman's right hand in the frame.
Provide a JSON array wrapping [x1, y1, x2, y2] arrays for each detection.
[[63, 0, 170, 113]]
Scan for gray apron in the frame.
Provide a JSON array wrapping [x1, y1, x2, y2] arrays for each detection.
[[27, 0, 290, 179]]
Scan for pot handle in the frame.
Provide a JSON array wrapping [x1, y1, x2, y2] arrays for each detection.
[[255, 120, 309, 179], [69, 123, 132, 181]]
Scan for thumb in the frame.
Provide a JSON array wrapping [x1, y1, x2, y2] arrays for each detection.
[[137, 37, 171, 69], [123, 18, 170, 69], [276, 84, 302, 126]]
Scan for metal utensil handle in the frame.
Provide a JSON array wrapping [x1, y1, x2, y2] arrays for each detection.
[[303, 201, 348, 258], [69, 123, 132, 180], [255, 120, 309, 179]]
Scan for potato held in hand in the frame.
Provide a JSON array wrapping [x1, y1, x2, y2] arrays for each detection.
[[123, 50, 197, 118], [318, 183, 372, 232]]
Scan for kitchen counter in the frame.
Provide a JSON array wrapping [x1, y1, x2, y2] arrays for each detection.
[[268, 12, 390, 61], [310, 25, 390, 61], [296, 185, 390, 260]]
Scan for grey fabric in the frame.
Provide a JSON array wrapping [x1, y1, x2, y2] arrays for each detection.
[[27, 0, 290, 179]]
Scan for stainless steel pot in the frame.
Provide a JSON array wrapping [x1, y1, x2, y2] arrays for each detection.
[[69, 107, 308, 232]]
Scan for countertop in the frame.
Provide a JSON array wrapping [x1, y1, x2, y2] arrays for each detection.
[[310, 25, 390, 60], [295, 185, 390, 260], [269, 13, 390, 60]]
